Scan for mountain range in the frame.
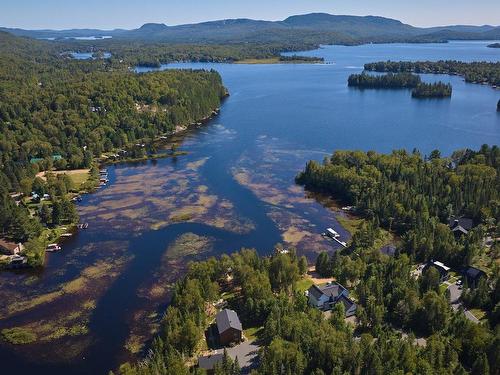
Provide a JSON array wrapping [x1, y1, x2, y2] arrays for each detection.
[[2, 13, 499, 45]]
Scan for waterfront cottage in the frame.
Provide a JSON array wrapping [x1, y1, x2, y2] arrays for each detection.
[[0, 238, 24, 255], [216, 309, 242, 346], [307, 282, 357, 317]]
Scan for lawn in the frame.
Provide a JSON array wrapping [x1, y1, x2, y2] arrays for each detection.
[[336, 215, 364, 235], [244, 326, 263, 341], [68, 170, 90, 187], [295, 277, 314, 293]]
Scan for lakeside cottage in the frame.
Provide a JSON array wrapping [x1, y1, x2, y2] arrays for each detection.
[[307, 283, 357, 317], [0, 238, 24, 255], [216, 309, 242, 346], [423, 260, 450, 282]]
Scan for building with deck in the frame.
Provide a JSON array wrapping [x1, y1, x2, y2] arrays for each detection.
[[307, 282, 357, 317]]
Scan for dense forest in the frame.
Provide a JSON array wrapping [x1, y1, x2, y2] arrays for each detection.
[[0, 32, 227, 260], [297, 146, 499, 269], [347, 72, 421, 89], [115, 245, 499, 375], [364, 60, 500, 86], [411, 82, 452, 98]]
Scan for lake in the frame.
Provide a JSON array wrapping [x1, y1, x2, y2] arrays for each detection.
[[0, 41, 499, 374]]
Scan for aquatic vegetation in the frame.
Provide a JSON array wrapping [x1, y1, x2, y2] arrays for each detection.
[[1, 327, 37, 345], [165, 233, 213, 259]]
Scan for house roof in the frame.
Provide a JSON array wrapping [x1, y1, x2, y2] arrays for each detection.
[[432, 261, 450, 271], [198, 353, 224, 370], [338, 295, 356, 312], [465, 266, 486, 280], [308, 283, 346, 301], [449, 217, 473, 231], [216, 309, 242, 334], [0, 238, 20, 252]]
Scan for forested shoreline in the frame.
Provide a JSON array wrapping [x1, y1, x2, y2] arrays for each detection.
[[113, 146, 499, 375], [364, 60, 500, 87], [0, 31, 227, 265]]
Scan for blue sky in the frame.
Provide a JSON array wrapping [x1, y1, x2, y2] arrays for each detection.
[[2, 0, 499, 29]]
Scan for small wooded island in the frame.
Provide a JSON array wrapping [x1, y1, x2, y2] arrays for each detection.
[[487, 43, 500, 48], [348, 72, 421, 88], [412, 82, 452, 98], [348, 72, 452, 98]]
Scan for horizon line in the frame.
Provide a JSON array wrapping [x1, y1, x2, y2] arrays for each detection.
[[2, 12, 498, 31]]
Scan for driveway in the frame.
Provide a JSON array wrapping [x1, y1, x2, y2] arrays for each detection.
[[447, 283, 480, 323], [227, 339, 260, 374]]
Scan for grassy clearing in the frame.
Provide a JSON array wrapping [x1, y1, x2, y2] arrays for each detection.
[[244, 326, 263, 341], [235, 58, 282, 64], [1, 327, 37, 344], [336, 215, 364, 235], [295, 277, 314, 293]]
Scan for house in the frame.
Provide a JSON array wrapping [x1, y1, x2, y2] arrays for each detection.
[[198, 352, 224, 374], [464, 266, 487, 289], [449, 217, 473, 237], [0, 238, 24, 255], [423, 260, 450, 282], [307, 282, 357, 317], [216, 309, 242, 346]]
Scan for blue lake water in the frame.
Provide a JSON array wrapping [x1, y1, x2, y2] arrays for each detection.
[[1, 41, 499, 374]]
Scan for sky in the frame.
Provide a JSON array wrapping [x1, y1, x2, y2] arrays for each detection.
[[1, 0, 499, 30]]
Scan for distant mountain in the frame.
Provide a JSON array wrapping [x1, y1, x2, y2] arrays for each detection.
[[1, 13, 498, 44]]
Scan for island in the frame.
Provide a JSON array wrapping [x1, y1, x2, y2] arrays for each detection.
[[348, 72, 421, 88], [411, 82, 452, 98], [487, 43, 500, 48], [364, 60, 500, 87]]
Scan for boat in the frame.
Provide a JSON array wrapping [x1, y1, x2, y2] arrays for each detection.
[[326, 228, 340, 239], [46, 243, 61, 252], [60, 233, 72, 237]]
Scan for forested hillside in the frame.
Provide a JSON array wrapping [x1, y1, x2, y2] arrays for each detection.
[[0, 32, 227, 250]]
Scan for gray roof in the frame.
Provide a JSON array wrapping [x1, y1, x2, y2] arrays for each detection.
[[216, 309, 242, 334], [449, 217, 473, 231], [308, 283, 346, 301], [198, 353, 224, 370], [338, 295, 356, 312], [465, 266, 486, 280]]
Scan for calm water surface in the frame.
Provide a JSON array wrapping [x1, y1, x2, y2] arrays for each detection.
[[1, 41, 499, 374]]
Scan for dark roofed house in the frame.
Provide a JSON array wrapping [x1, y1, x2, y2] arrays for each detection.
[[198, 352, 224, 374], [449, 217, 473, 237], [307, 282, 357, 317], [464, 266, 487, 289], [0, 238, 24, 255], [216, 309, 242, 346]]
